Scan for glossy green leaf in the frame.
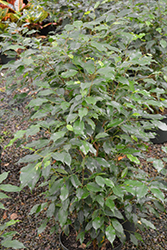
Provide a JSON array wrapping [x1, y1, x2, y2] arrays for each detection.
[[73, 120, 84, 135], [95, 195, 104, 207], [38, 219, 48, 235], [0, 184, 21, 192], [61, 69, 78, 78], [85, 96, 97, 105], [150, 188, 164, 202], [107, 118, 123, 128], [52, 152, 71, 166], [92, 216, 104, 230], [95, 132, 109, 139], [66, 124, 74, 131], [80, 141, 96, 156], [130, 234, 139, 246], [105, 197, 115, 210], [105, 225, 116, 244], [79, 107, 88, 120], [121, 167, 128, 178], [0, 192, 11, 199], [95, 176, 105, 187], [113, 186, 124, 199], [0, 202, 6, 209], [141, 218, 156, 229], [111, 218, 124, 234], [160, 39, 167, 48], [87, 182, 102, 192], [50, 131, 66, 142], [49, 179, 63, 195], [60, 185, 69, 201], [27, 98, 48, 107], [104, 178, 115, 188], [152, 159, 164, 173], [58, 208, 68, 227], [1, 240, 25, 249], [26, 125, 40, 137], [126, 154, 140, 164], [137, 184, 148, 199], [71, 175, 81, 188], [0, 172, 9, 183]]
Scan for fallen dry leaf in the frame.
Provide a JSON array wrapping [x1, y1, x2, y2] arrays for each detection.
[[3, 211, 7, 220], [10, 213, 18, 220], [79, 243, 87, 249]]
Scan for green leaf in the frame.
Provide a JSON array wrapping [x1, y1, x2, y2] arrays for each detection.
[[136, 184, 148, 199], [113, 186, 124, 199], [0, 184, 21, 192], [161, 146, 167, 153], [1, 240, 25, 249], [111, 218, 124, 234], [80, 141, 96, 156], [71, 175, 81, 188], [95, 132, 109, 139], [49, 179, 63, 195], [58, 208, 68, 227], [130, 234, 139, 246], [95, 176, 105, 188], [18, 154, 41, 163], [0, 192, 11, 199], [38, 219, 48, 235], [104, 178, 115, 188], [26, 125, 40, 137], [105, 225, 116, 244], [87, 182, 102, 192], [141, 218, 156, 230], [153, 159, 164, 173], [0, 172, 9, 183], [95, 195, 104, 207], [5, 130, 26, 148], [150, 188, 164, 202], [60, 185, 69, 201], [50, 131, 66, 141], [29, 204, 41, 215], [105, 197, 115, 210], [160, 39, 167, 48], [107, 118, 123, 128], [0, 202, 6, 209], [27, 98, 48, 107], [152, 120, 167, 130], [85, 96, 97, 105], [94, 1, 100, 9], [73, 120, 84, 135], [61, 69, 78, 78], [61, 101, 70, 110], [52, 152, 71, 166], [66, 124, 73, 131], [79, 107, 88, 120], [92, 217, 103, 230], [121, 167, 128, 178], [127, 154, 140, 164]]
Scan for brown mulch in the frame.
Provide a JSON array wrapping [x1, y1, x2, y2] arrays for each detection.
[[0, 70, 167, 249]]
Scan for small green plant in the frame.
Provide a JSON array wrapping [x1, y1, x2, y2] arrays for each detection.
[[0, 172, 25, 249], [1, 0, 167, 249]]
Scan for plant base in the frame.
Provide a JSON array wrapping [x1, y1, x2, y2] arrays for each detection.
[[59, 226, 123, 250]]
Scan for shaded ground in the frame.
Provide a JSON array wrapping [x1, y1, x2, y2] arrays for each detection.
[[0, 70, 167, 249]]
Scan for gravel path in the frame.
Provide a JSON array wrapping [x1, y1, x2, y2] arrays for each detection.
[[0, 70, 167, 250]]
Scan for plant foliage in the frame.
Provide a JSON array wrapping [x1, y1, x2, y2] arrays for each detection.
[[0, 0, 167, 249]]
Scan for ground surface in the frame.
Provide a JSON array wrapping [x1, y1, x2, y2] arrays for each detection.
[[0, 70, 167, 249]]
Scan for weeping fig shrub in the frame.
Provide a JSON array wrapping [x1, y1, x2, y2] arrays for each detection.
[[2, 0, 167, 249]]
